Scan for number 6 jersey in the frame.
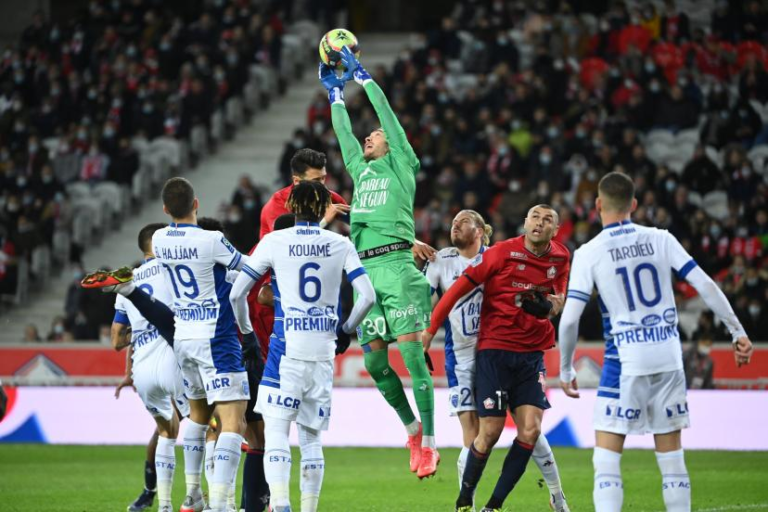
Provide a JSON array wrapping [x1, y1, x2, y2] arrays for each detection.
[[152, 223, 244, 342], [566, 221, 697, 376]]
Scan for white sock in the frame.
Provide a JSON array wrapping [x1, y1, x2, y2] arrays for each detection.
[[422, 434, 436, 449], [116, 280, 136, 296], [205, 440, 216, 492], [298, 424, 324, 512], [156, 436, 177, 508], [228, 464, 237, 510], [593, 447, 623, 512], [457, 446, 469, 490], [183, 420, 208, 498], [264, 418, 292, 509], [405, 420, 420, 436], [210, 432, 244, 511], [656, 449, 691, 512], [533, 435, 565, 504]]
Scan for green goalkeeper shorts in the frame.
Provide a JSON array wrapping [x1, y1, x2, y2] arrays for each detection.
[[354, 254, 432, 345]]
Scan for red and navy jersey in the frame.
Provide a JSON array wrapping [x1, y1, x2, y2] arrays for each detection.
[[462, 236, 570, 353], [259, 184, 347, 240]]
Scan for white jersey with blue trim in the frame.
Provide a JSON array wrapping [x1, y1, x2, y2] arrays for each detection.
[[242, 222, 366, 362], [425, 247, 483, 368], [152, 223, 243, 342], [566, 221, 698, 376], [114, 258, 174, 367]]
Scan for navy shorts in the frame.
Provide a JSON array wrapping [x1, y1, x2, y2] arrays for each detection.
[[475, 349, 550, 417], [245, 361, 263, 423]]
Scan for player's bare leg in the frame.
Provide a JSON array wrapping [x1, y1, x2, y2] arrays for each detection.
[[396, 330, 438, 478], [181, 399, 215, 512], [480, 405, 541, 510], [208, 400, 247, 512], [654, 430, 690, 512], [509, 409, 569, 511], [363, 338, 422, 472], [593, 431, 626, 512], [456, 416, 504, 510]]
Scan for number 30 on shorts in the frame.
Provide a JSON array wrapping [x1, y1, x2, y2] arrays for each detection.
[[362, 317, 387, 336]]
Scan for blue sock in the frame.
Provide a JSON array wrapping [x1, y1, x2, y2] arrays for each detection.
[[457, 442, 490, 506], [486, 439, 534, 509], [127, 288, 176, 345], [145, 459, 157, 492], [244, 449, 269, 512]]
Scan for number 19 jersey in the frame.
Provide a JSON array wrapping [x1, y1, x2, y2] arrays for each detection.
[[152, 223, 243, 342], [241, 222, 365, 361], [566, 221, 698, 376]]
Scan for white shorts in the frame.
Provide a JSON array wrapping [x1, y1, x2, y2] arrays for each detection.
[[132, 345, 190, 421], [447, 362, 476, 416], [174, 337, 249, 405], [256, 356, 333, 431], [594, 369, 689, 435]]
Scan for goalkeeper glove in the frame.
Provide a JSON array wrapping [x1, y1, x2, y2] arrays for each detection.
[[340, 46, 371, 85], [519, 291, 553, 319], [318, 62, 353, 103], [242, 331, 263, 364], [335, 324, 351, 355]]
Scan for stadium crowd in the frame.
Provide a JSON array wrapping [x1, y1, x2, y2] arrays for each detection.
[[277, 0, 768, 342], [2, 0, 294, 340]]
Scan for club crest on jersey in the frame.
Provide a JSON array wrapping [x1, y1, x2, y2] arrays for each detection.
[[483, 397, 495, 409], [471, 254, 483, 267], [547, 266, 556, 279], [517, 264, 526, 271]]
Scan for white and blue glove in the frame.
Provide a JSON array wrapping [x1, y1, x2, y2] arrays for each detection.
[[319, 62, 353, 103], [340, 46, 371, 85]]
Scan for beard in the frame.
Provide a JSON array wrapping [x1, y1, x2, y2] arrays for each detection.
[[452, 232, 472, 249]]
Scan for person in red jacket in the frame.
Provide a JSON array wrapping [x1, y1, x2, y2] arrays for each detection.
[[423, 204, 570, 512]]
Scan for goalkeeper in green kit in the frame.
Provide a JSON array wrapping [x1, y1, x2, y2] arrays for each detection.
[[319, 46, 439, 479]]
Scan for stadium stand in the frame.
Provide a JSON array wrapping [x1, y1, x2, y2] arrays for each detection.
[[1, 1, 318, 339], [272, 0, 767, 342]]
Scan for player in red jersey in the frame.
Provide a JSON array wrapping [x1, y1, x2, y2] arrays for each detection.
[[422, 205, 570, 512]]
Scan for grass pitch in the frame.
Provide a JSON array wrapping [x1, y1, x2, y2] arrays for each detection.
[[1, 445, 767, 511]]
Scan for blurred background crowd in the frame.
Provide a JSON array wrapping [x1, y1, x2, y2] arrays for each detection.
[[4, 0, 767, 351]]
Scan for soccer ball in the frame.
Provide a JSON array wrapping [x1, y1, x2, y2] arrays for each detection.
[[319, 28, 360, 70]]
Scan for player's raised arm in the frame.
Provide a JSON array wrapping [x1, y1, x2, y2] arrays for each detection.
[[341, 47, 417, 165], [321, 63, 366, 177]]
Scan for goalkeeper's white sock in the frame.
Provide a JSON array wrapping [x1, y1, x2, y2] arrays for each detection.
[[155, 436, 176, 509], [204, 440, 216, 492], [405, 420, 420, 436], [593, 447, 623, 512], [182, 420, 208, 498], [298, 424, 324, 512], [457, 446, 469, 490], [533, 435, 565, 505], [264, 418, 292, 509], [656, 449, 691, 512], [209, 432, 243, 511]]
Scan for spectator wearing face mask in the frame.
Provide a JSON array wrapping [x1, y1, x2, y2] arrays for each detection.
[[683, 333, 715, 389], [47, 316, 68, 341]]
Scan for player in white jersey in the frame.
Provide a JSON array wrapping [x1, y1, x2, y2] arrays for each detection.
[[111, 222, 189, 512], [425, 210, 570, 512], [151, 177, 252, 512], [230, 181, 375, 512], [558, 172, 754, 512]]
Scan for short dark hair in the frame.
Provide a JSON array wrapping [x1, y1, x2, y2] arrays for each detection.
[[161, 177, 195, 218], [287, 181, 331, 222], [273, 213, 296, 231], [198, 216, 225, 233], [290, 148, 326, 176], [598, 171, 635, 213], [138, 223, 167, 253], [527, 203, 560, 224]]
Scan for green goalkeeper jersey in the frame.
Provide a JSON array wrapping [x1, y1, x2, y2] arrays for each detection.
[[331, 81, 420, 255]]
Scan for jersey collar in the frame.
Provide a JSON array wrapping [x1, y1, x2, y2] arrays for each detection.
[[603, 220, 633, 230], [295, 221, 320, 227], [142, 257, 155, 264], [170, 222, 201, 229]]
